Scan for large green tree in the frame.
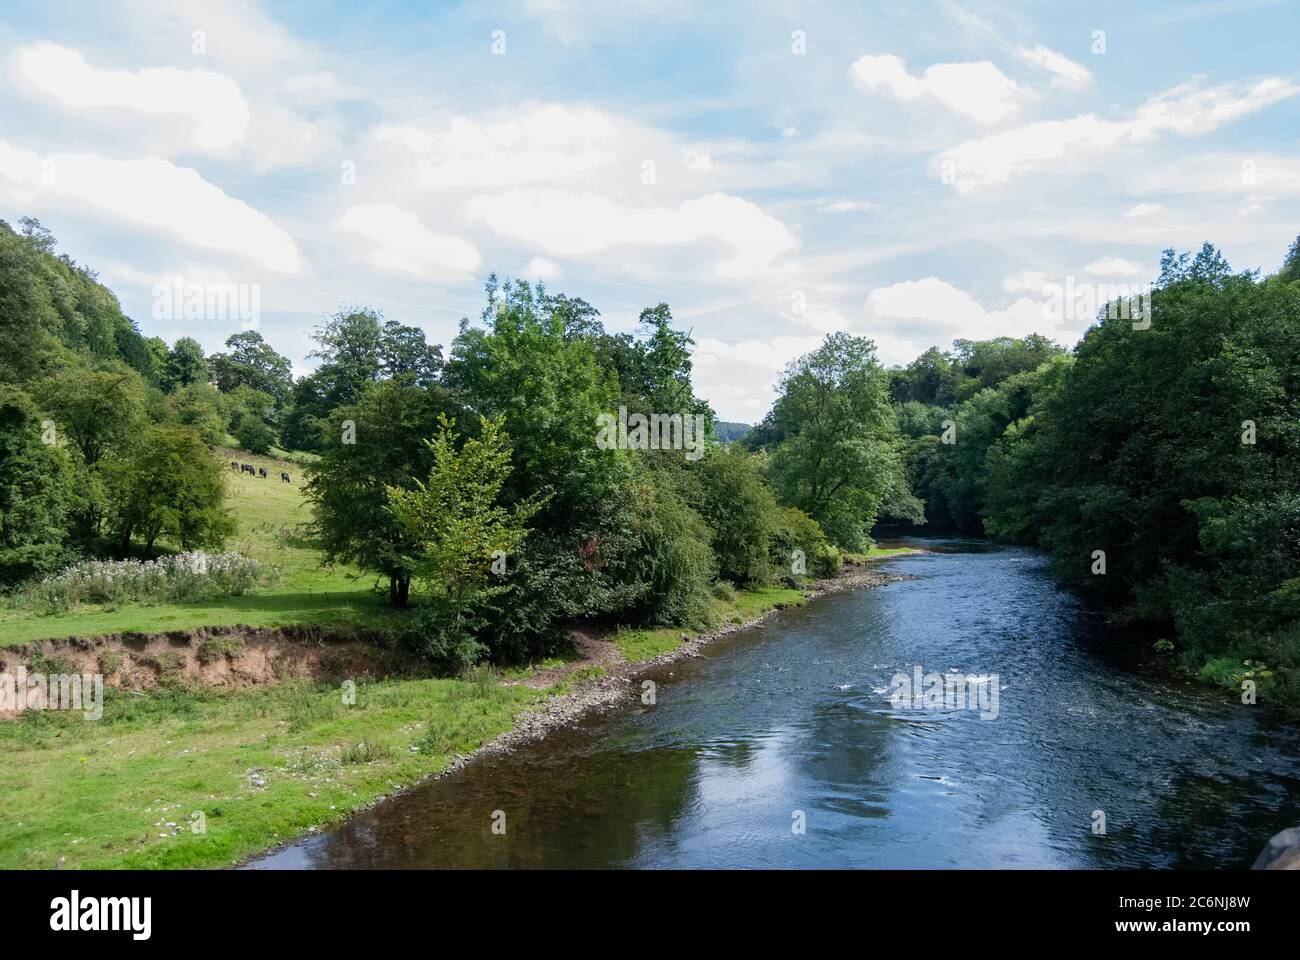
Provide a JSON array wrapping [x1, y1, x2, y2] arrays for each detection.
[[444, 276, 630, 526], [975, 241, 1300, 698], [37, 367, 146, 468], [0, 385, 77, 583], [386, 415, 544, 663], [280, 308, 442, 451], [757, 333, 913, 550], [104, 425, 233, 555], [207, 331, 293, 408], [162, 337, 208, 393], [305, 379, 454, 606]]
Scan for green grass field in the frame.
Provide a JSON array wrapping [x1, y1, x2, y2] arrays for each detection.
[[0, 448, 390, 646], [0, 675, 546, 869]]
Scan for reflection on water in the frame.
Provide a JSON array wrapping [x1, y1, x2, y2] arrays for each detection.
[[250, 541, 1300, 869]]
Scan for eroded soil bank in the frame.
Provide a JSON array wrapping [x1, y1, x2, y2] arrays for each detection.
[[0, 624, 406, 715]]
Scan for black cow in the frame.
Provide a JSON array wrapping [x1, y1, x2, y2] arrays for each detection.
[[241, 463, 255, 475], [280, 472, 291, 483], [258, 467, 268, 478], [230, 460, 238, 471]]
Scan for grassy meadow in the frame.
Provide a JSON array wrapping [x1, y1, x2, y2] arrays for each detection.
[[0, 448, 391, 646]]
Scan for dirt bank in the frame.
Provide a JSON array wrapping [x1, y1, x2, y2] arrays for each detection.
[[0, 624, 406, 703]]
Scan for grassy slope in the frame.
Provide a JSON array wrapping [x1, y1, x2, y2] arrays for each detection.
[[0, 448, 389, 646]]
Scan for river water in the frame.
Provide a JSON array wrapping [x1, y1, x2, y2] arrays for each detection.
[[250, 540, 1299, 869]]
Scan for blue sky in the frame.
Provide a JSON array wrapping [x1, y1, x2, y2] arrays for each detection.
[[2, 0, 1298, 420]]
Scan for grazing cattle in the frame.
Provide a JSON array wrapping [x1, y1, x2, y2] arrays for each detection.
[[258, 467, 268, 478], [241, 463, 255, 475], [230, 461, 238, 471], [280, 472, 291, 483]]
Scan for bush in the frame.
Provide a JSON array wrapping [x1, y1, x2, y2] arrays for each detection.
[[711, 580, 738, 602], [696, 446, 779, 587], [769, 506, 834, 579], [398, 601, 486, 674], [235, 417, 276, 455], [473, 528, 644, 664], [25, 552, 269, 612], [625, 478, 716, 628]]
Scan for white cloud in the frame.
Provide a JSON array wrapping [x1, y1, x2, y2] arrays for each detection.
[[1085, 257, 1144, 276], [817, 199, 877, 213], [693, 334, 827, 419], [792, 302, 851, 333], [526, 256, 562, 280], [865, 277, 1081, 344], [936, 76, 1300, 191], [15, 43, 249, 151], [280, 71, 354, 106], [0, 142, 301, 272], [1124, 202, 1165, 217], [1016, 45, 1092, 90], [245, 101, 343, 173], [850, 54, 1027, 124], [1003, 271, 1049, 294], [465, 189, 797, 278], [1124, 152, 1300, 197], [337, 203, 480, 278], [371, 104, 621, 190], [122, 0, 308, 79], [683, 150, 714, 173]]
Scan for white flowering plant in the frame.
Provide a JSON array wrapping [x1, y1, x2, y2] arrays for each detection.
[[26, 552, 272, 613]]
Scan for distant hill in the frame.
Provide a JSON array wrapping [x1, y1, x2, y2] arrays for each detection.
[[713, 420, 752, 442]]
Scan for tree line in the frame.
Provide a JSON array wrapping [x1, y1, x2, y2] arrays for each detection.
[[2, 214, 1297, 702], [890, 237, 1300, 705], [0, 222, 906, 672]]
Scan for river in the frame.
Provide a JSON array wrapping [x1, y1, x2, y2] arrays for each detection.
[[249, 539, 1300, 869]]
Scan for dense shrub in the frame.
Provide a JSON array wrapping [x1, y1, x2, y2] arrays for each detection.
[[769, 505, 835, 580], [398, 600, 486, 674], [624, 478, 716, 628], [0, 385, 78, 584], [235, 416, 276, 455], [696, 445, 779, 587], [474, 527, 645, 663]]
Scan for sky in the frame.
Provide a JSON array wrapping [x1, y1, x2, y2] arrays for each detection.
[[1, 0, 1298, 422]]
